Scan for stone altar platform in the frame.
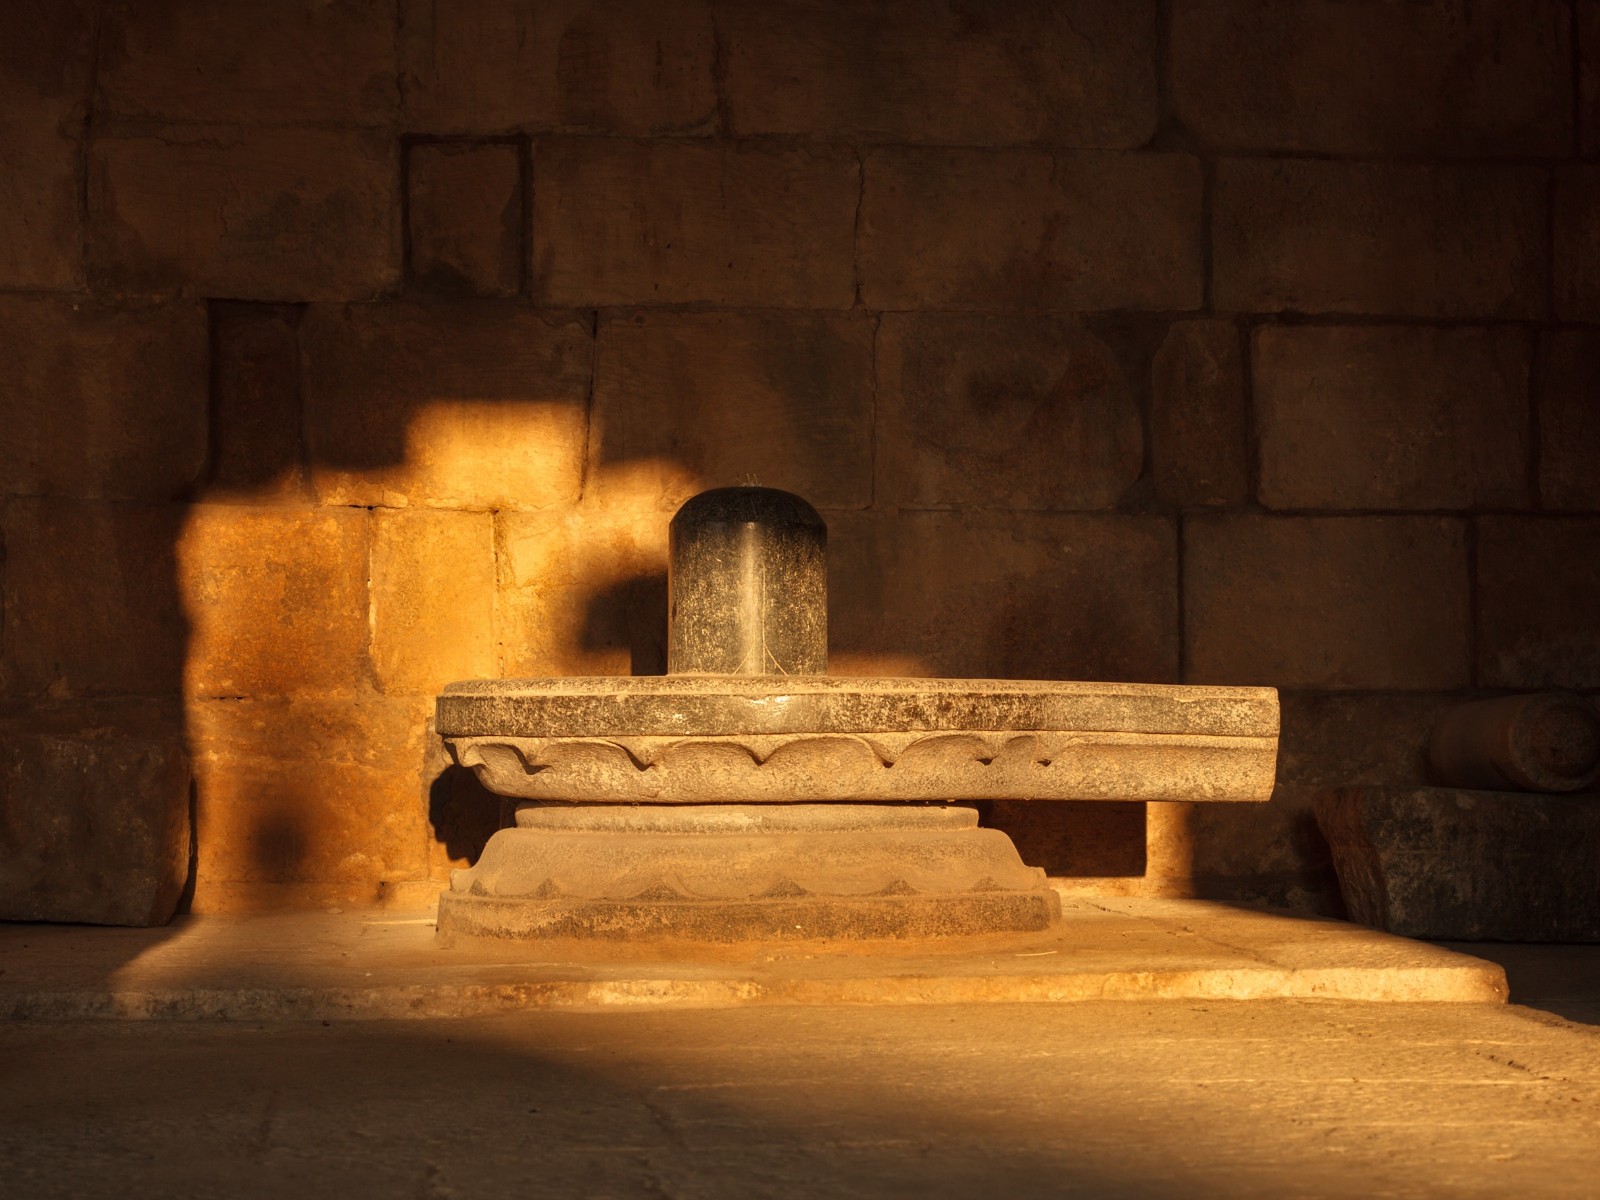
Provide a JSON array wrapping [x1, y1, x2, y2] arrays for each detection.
[[434, 487, 1281, 942], [0, 894, 1504, 1022], [438, 676, 1278, 941]]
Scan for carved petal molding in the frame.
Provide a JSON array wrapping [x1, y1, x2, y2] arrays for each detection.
[[446, 730, 1277, 803]]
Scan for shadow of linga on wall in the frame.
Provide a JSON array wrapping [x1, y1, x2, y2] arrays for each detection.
[[578, 572, 669, 677]]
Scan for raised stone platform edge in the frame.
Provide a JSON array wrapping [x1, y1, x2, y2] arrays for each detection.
[[0, 895, 1506, 1021]]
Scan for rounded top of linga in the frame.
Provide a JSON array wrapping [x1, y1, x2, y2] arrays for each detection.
[[670, 485, 825, 531], [667, 485, 828, 677]]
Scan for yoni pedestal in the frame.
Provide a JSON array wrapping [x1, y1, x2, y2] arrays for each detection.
[[434, 488, 1279, 944]]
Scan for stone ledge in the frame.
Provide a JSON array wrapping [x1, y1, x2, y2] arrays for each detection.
[[437, 677, 1280, 738], [0, 896, 1506, 1021]]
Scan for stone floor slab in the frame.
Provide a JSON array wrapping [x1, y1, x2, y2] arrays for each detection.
[[1, 999, 1598, 1199]]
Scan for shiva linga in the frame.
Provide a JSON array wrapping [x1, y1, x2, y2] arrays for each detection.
[[435, 487, 1279, 943]]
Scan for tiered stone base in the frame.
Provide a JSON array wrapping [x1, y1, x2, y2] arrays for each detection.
[[437, 890, 1060, 943], [437, 803, 1061, 943]]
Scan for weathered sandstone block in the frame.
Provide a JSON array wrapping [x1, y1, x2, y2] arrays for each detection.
[[533, 139, 859, 307], [1184, 516, 1470, 690], [1583, 3, 1600, 157], [1150, 320, 1247, 508], [302, 303, 591, 509], [0, 112, 82, 292], [829, 511, 1177, 683], [2, 500, 188, 699], [1171, 0, 1572, 156], [1254, 326, 1530, 510], [722, 0, 1158, 147], [407, 141, 523, 298], [1317, 786, 1600, 941], [1476, 518, 1600, 690], [590, 311, 873, 511], [860, 149, 1202, 311], [90, 128, 400, 300], [208, 304, 305, 499], [1214, 160, 1546, 319], [401, 0, 716, 134], [177, 506, 370, 699], [876, 315, 1141, 511], [0, 0, 91, 289], [188, 697, 430, 911], [0, 297, 207, 501], [1537, 331, 1600, 511], [1555, 168, 1600, 322], [0, 701, 189, 926], [97, 0, 398, 124], [371, 509, 496, 696]]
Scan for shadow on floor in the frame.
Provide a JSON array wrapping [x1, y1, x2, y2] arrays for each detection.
[[1436, 942, 1600, 1026], [4, 1000, 1600, 1199]]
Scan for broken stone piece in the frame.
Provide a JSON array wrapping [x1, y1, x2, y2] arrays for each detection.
[[1316, 786, 1600, 941], [1428, 692, 1600, 793]]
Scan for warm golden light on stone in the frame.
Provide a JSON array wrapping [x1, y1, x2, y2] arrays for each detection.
[[3, 0, 1597, 939]]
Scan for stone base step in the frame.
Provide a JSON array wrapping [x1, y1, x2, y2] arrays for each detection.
[[448, 803, 1057, 940], [437, 888, 1061, 944]]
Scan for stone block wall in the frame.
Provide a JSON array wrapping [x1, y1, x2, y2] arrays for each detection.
[[2, 0, 1596, 920]]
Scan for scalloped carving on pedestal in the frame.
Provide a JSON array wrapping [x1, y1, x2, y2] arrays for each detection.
[[445, 730, 1277, 803]]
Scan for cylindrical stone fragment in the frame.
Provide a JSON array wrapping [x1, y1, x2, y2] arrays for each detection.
[[1428, 692, 1600, 793], [667, 486, 827, 676]]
